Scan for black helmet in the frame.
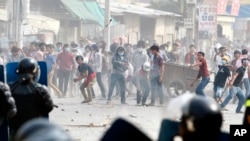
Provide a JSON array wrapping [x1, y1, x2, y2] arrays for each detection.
[[180, 96, 222, 141], [16, 57, 40, 81]]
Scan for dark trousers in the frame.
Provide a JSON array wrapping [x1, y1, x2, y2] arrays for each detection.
[[96, 72, 106, 98], [58, 69, 71, 96], [150, 76, 164, 104], [136, 79, 150, 104], [107, 72, 126, 103]]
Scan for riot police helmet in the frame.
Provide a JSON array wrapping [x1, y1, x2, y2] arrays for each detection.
[[16, 57, 40, 80], [180, 96, 222, 141]]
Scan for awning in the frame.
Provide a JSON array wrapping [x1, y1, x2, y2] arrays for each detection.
[[61, 0, 116, 27], [227, 5, 250, 18], [23, 14, 60, 34], [0, 9, 8, 21], [99, 2, 181, 17]]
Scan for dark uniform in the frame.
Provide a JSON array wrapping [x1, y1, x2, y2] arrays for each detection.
[[0, 82, 16, 141], [0, 82, 16, 124], [179, 96, 223, 141], [8, 57, 54, 136]]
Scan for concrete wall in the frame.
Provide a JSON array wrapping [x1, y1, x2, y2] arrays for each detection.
[[217, 15, 235, 40], [123, 13, 140, 44], [154, 16, 176, 44]]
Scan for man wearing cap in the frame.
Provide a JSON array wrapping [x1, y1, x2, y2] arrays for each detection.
[[133, 62, 151, 106], [213, 46, 231, 73], [213, 57, 231, 103], [220, 58, 249, 113]]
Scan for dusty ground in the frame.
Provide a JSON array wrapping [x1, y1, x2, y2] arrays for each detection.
[[49, 82, 245, 141]]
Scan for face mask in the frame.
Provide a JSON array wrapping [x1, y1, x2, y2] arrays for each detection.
[[118, 52, 124, 56], [120, 56, 124, 61], [138, 48, 143, 53], [149, 53, 154, 61], [64, 48, 70, 52], [221, 60, 226, 65]]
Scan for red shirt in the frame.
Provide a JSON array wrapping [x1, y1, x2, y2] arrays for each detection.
[[197, 58, 209, 78], [56, 51, 75, 71]]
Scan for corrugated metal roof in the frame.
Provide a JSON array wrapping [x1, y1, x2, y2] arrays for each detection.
[[100, 2, 181, 17], [24, 14, 60, 34], [61, 0, 117, 26]]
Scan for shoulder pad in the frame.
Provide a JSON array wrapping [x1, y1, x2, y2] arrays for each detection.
[[0, 81, 11, 92], [35, 83, 49, 91]]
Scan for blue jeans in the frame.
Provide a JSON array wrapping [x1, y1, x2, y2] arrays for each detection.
[[107, 72, 126, 103], [195, 77, 210, 96], [220, 86, 245, 113], [150, 76, 164, 104], [213, 85, 224, 99], [135, 79, 150, 104]]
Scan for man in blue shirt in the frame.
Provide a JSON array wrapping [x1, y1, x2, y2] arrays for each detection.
[[45, 44, 62, 98]]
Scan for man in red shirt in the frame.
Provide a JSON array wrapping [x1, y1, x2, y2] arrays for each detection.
[[56, 44, 75, 97], [184, 44, 197, 65], [190, 52, 210, 96]]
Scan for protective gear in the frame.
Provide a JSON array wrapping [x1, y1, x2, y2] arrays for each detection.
[[64, 47, 70, 52], [16, 57, 40, 82], [180, 96, 222, 141], [0, 82, 17, 125], [9, 82, 54, 136], [15, 118, 73, 141], [242, 58, 249, 64], [149, 53, 154, 61], [113, 46, 128, 73], [221, 60, 227, 65], [142, 62, 151, 72], [118, 52, 124, 56], [137, 48, 143, 53]]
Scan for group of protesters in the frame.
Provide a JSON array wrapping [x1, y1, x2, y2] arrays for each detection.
[[2, 38, 250, 110], [0, 39, 176, 106]]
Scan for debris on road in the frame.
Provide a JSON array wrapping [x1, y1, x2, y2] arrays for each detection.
[[129, 115, 137, 118]]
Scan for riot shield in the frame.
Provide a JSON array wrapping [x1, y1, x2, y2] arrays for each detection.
[[0, 65, 8, 141], [6, 61, 48, 119], [6, 61, 48, 85]]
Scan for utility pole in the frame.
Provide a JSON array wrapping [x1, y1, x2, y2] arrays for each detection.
[[10, 0, 28, 48], [104, 0, 111, 52], [7, 0, 13, 40]]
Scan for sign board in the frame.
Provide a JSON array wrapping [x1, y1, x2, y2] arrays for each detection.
[[231, 0, 240, 16], [217, 0, 228, 14], [198, 5, 217, 30]]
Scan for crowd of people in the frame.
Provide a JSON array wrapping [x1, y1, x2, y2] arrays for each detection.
[[1, 37, 250, 140], [1, 39, 250, 108], [0, 39, 185, 106]]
